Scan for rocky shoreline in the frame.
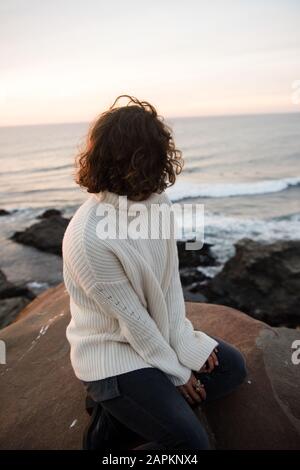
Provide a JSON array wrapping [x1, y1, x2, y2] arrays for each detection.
[[183, 238, 300, 328], [0, 208, 299, 329]]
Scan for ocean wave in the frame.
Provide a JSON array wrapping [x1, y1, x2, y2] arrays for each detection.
[[175, 210, 300, 274], [0, 163, 73, 177], [182, 165, 203, 174], [27, 281, 49, 290], [0, 144, 76, 159], [167, 177, 300, 200], [177, 211, 300, 243], [273, 212, 300, 222]]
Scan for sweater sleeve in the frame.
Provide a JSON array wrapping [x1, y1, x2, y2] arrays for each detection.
[[166, 245, 219, 372], [87, 279, 191, 386]]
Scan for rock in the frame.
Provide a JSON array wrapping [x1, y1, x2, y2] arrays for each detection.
[[0, 269, 35, 329], [0, 269, 35, 301], [187, 302, 300, 450], [182, 289, 207, 303], [185, 282, 208, 295], [204, 239, 300, 328], [11, 214, 70, 256], [0, 285, 87, 450], [38, 209, 62, 219], [0, 209, 10, 216], [0, 283, 299, 450], [0, 270, 14, 298], [0, 297, 31, 329], [177, 240, 218, 269], [178, 241, 218, 301], [179, 267, 208, 286]]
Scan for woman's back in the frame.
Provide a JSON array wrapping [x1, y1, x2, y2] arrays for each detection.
[[63, 188, 204, 385]]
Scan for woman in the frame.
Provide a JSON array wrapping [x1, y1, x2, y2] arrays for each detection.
[[62, 95, 247, 450]]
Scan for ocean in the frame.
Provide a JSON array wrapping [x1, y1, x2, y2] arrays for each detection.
[[0, 112, 299, 289]]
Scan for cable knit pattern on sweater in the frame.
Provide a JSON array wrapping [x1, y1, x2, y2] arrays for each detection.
[[62, 190, 218, 386]]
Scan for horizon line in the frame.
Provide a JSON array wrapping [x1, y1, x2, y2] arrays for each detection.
[[1, 109, 299, 130]]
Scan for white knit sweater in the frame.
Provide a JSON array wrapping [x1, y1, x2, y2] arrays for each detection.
[[62, 190, 218, 386]]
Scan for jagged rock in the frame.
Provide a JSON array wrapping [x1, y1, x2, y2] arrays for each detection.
[[188, 279, 209, 292], [177, 240, 218, 269], [0, 209, 10, 216], [0, 270, 14, 298], [0, 270, 35, 328], [179, 267, 208, 286], [182, 289, 207, 303], [38, 209, 62, 219], [178, 242, 216, 302], [0, 283, 299, 450], [0, 297, 31, 329], [0, 270, 35, 301], [204, 239, 300, 328], [11, 213, 70, 256]]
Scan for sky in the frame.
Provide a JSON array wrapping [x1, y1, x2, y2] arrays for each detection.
[[1, 0, 300, 126]]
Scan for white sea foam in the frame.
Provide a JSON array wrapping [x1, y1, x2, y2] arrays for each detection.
[[27, 281, 49, 290], [175, 210, 300, 277], [178, 210, 300, 246], [166, 177, 300, 201]]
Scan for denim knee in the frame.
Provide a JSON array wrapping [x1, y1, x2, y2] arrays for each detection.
[[168, 425, 210, 450], [230, 347, 247, 386]]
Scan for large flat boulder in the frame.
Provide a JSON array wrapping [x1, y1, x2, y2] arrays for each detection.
[[188, 303, 300, 450], [0, 283, 299, 449]]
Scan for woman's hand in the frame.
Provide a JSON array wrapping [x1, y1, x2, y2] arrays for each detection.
[[177, 372, 206, 407], [199, 348, 219, 373]]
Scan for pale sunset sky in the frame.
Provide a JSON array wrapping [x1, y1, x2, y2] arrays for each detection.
[[1, 0, 300, 126]]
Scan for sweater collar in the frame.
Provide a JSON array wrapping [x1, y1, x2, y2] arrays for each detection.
[[93, 190, 166, 210]]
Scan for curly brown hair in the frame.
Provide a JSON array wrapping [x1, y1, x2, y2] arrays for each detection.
[[75, 95, 184, 201]]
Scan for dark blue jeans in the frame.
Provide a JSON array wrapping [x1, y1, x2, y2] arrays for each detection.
[[82, 337, 247, 450]]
